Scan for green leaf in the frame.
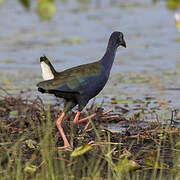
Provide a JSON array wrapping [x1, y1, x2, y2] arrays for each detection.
[[9, 110, 18, 118], [175, 37, 180, 42], [143, 150, 169, 169], [71, 144, 92, 157], [117, 99, 134, 104], [62, 37, 85, 44], [167, 0, 180, 11], [25, 139, 37, 149], [24, 164, 37, 174], [77, 0, 89, 3], [119, 149, 132, 159], [111, 98, 118, 104], [144, 159, 169, 169], [37, 0, 56, 20], [175, 140, 180, 149], [19, 0, 30, 10], [144, 159, 155, 167], [2, 75, 13, 86], [115, 159, 141, 172], [71, 6, 89, 13]]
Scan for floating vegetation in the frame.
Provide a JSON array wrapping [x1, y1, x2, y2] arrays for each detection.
[[0, 90, 180, 179], [37, 0, 56, 20], [113, 70, 180, 87], [61, 37, 86, 44], [0, 59, 15, 64], [116, 2, 142, 9], [71, 144, 93, 157], [167, 0, 180, 10], [77, 0, 90, 4], [71, 6, 90, 13], [19, 0, 31, 10], [115, 159, 141, 173]]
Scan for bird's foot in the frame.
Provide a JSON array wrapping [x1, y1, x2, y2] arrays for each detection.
[[74, 110, 120, 130], [73, 112, 96, 124]]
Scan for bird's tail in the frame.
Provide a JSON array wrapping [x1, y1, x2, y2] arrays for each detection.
[[40, 56, 57, 80], [40, 56, 57, 75]]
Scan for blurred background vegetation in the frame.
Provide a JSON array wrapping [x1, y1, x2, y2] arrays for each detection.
[[0, 0, 178, 20]]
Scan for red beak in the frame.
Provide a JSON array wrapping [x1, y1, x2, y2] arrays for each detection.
[[121, 39, 126, 48]]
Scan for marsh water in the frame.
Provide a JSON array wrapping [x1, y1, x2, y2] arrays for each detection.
[[0, 0, 180, 126]]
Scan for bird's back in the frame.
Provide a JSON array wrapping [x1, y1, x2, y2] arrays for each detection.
[[37, 60, 109, 101]]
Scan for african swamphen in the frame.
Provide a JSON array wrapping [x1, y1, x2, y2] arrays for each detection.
[[37, 31, 126, 148]]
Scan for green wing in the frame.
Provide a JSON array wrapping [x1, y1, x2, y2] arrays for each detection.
[[37, 61, 103, 93]]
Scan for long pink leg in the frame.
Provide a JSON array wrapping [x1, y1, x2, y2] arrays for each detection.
[[73, 111, 96, 124], [56, 112, 71, 148]]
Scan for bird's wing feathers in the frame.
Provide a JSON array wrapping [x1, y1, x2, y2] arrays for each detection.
[[37, 61, 103, 94]]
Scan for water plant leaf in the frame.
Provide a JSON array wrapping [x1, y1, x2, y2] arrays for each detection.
[[111, 98, 118, 104], [144, 150, 169, 168], [115, 159, 141, 172], [117, 99, 134, 105], [119, 149, 132, 159], [175, 37, 180, 42], [24, 164, 37, 174], [62, 37, 85, 44], [144, 159, 169, 169], [2, 75, 13, 86], [167, 0, 180, 10], [9, 110, 18, 118], [0, 142, 13, 146], [77, 0, 89, 3], [117, 2, 140, 8], [71, 144, 92, 157], [19, 0, 30, 10], [61, 0, 68, 3], [25, 139, 37, 149], [0, 59, 14, 63], [144, 159, 155, 167], [71, 6, 89, 13], [37, 0, 56, 20], [175, 140, 180, 149]]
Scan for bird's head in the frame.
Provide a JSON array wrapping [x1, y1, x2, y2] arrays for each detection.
[[108, 31, 126, 49]]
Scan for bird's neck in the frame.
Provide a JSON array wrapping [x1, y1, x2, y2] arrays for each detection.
[[100, 46, 117, 74]]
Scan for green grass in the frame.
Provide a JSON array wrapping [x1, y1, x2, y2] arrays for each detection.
[[0, 94, 180, 179]]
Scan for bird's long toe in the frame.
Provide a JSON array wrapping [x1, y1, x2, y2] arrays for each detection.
[[73, 111, 96, 125]]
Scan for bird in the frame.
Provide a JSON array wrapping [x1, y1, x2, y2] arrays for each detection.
[[37, 31, 126, 148]]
